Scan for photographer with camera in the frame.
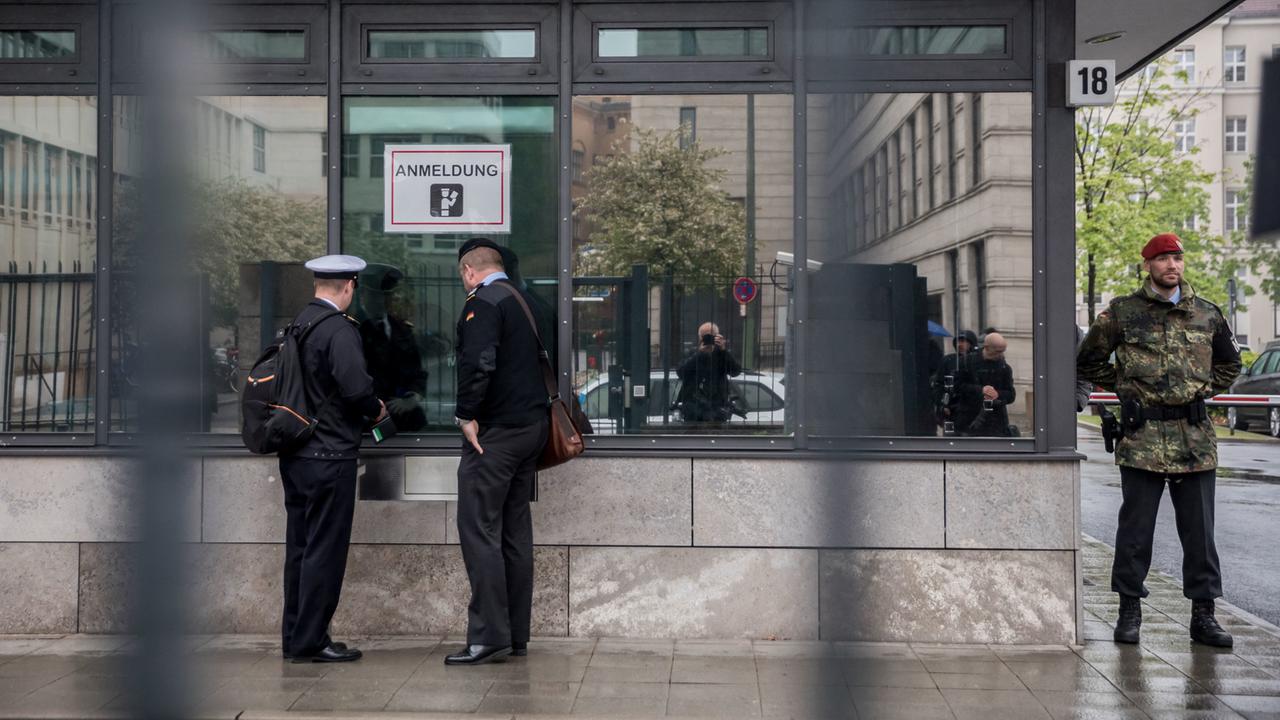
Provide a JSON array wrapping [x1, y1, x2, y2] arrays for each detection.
[[952, 331, 1016, 437], [933, 329, 977, 435], [673, 322, 745, 425]]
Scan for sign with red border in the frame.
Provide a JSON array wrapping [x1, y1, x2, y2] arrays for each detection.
[[384, 144, 511, 233], [733, 276, 758, 304]]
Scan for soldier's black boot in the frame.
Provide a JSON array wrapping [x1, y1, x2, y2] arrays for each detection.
[[1190, 600, 1233, 648], [1114, 595, 1141, 644]]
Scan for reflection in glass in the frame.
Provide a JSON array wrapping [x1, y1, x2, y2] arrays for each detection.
[[845, 26, 1006, 56], [597, 28, 768, 58], [110, 96, 327, 433], [0, 31, 75, 59], [805, 92, 1033, 439], [0, 97, 97, 432], [368, 30, 536, 59], [342, 97, 557, 432], [201, 30, 306, 60], [571, 94, 793, 435]]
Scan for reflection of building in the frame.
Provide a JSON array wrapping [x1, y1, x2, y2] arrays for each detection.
[[1077, 1, 1279, 348], [809, 92, 1034, 427]]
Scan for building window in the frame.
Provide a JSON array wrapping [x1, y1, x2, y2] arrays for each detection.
[[924, 97, 936, 210], [1224, 46, 1246, 83], [0, 30, 75, 59], [946, 95, 959, 200], [973, 240, 987, 331], [342, 135, 360, 177], [890, 132, 902, 230], [1173, 116, 1195, 154], [367, 29, 537, 60], [1225, 116, 1247, 153], [252, 123, 265, 173], [844, 25, 1006, 56], [597, 27, 769, 59], [571, 147, 585, 183], [679, 106, 696, 149], [369, 134, 418, 178], [907, 116, 918, 221], [970, 93, 983, 186], [1172, 47, 1195, 82], [1225, 189, 1247, 233], [320, 132, 327, 176]]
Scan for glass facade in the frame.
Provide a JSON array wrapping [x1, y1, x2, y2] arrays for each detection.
[[0, 0, 1070, 451]]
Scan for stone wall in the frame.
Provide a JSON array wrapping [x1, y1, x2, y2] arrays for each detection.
[[0, 455, 1081, 644]]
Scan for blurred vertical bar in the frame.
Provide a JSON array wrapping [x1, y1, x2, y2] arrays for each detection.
[[128, 0, 202, 716]]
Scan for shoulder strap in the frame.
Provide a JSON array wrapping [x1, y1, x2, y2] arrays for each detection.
[[491, 281, 559, 400], [290, 308, 345, 416]]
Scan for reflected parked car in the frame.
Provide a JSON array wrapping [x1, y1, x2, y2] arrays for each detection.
[[1227, 340, 1280, 438], [577, 370, 786, 434]]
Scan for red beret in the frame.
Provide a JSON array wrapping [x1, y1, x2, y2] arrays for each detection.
[[1141, 233, 1184, 260]]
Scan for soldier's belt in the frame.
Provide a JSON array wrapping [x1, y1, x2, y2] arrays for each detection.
[[1139, 402, 1206, 423]]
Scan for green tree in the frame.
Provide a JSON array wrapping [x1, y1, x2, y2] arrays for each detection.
[[574, 125, 746, 280], [1076, 61, 1232, 319]]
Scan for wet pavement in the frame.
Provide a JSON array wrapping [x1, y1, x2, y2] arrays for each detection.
[[1079, 428, 1280, 626], [2, 537, 1280, 719]]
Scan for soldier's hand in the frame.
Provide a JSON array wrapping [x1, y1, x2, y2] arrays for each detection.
[[461, 419, 483, 454]]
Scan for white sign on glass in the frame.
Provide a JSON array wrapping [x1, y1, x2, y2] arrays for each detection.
[[1067, 60, 1116, 107], [383, 144, 512, 233]]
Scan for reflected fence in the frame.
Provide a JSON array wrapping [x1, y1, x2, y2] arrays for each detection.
[[0, 262, 96, 433]]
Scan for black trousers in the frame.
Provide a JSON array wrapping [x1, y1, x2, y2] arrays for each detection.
[[279, 455, 357, 656], [456, 420, 548, 646], [1111, 466, 1222, 601]]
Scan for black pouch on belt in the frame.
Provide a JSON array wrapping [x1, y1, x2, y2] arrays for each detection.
[[1120, 399, 1145, 432]]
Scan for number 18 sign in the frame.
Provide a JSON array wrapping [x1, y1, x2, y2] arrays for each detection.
[[1067, 60, 1116, 107]]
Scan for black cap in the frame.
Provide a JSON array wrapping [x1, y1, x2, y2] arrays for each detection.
[[457, 237, 504, 261], [361, 263, 403, 292], [956, 330, 978, 347]]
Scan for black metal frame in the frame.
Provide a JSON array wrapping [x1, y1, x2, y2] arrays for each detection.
[[0, 0, 1080, 458], [0, 4, 97, 85]]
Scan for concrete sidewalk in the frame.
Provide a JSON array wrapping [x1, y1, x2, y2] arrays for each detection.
[[1, 537, 1278, 719]]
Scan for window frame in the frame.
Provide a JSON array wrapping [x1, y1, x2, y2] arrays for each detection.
[[112, 3, 328, 86], [1223, 45, 1245, 83], [573, 3, 793, 84], [342, 4, 558, 84], [1224, 116, 1246, 153], [0, 5, 97, 85]]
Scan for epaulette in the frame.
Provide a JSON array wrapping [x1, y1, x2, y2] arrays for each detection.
[[343, 313, 358, 324], [1194, 296, 1225, 317]]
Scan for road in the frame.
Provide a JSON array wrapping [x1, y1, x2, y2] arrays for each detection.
[[1079, 427, 1280, 626]]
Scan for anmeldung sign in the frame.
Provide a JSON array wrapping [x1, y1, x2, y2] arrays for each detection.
[[383, 144, 511, 233]]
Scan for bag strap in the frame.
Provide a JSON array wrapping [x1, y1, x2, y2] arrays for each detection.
[[492, 281, 559, 401], [290, 308, 345, 417]]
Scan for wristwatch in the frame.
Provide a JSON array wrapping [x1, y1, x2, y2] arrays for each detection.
[[453, 416, 468, 427]]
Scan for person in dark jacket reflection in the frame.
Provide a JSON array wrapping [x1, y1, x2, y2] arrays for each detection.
[[358, 264, 427, 431], [953, 331, 1016, 437]]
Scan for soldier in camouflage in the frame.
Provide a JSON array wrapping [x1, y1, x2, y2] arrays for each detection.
[[1077, 233, 1241, 648]]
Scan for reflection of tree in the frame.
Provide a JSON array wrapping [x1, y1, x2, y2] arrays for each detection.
[[115, 178, 323, 327], [1075, 61, 1232, 319], [574, 126, 746, 280]]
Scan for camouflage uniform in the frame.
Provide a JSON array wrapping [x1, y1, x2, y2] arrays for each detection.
[[1077, 280, 1241, 604], [1077, 281, 1241, 473]]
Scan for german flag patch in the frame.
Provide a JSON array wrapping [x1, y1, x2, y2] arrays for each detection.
[[465, 311, 476, 322]]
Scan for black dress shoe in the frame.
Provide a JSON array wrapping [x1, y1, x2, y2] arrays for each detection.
[[1190, 600, 1234, 648], [292, 643, 362, 663], [444, 644, 511, 665], [284, 641, 346, 660], [511, 642, 527, 657]]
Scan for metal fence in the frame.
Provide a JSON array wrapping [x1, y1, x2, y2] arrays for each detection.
[[0, 262, 96, 432]]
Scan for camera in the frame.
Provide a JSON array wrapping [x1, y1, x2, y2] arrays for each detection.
[[983, 398, 994, 411], [701, 333, 716, 346]]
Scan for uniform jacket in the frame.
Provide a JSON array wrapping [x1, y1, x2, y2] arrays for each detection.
[[289, 299, 382, 460], [1076, 281, 1241, 473], [454, 280, 547, 426]]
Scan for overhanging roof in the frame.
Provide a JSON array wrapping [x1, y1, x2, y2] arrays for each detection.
[[1076, 0, 1246, 79]]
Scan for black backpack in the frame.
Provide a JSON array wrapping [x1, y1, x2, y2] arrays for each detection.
[[240, 309, 342, 455]]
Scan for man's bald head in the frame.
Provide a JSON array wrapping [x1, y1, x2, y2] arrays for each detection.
[[697, 322, 719, 338], [982, 332, 1007, 360]]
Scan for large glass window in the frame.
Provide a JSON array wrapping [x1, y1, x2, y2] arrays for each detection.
[[844, 25, 1006, 56], [111, 96, 327, 433], [571, 94, 793, 435], [200, 30, 307, 61], [342, 96, 557, 433], [0, 97, 97, 432], [806, 92, 1034, 440]]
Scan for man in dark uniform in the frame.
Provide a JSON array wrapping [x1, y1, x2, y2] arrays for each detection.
[[446, 238, 549, 666], [952, 331, 1016, 437], [1077, 233, 1242, 647], [358, 264, 427, 431], [279, 254, 386, 663]]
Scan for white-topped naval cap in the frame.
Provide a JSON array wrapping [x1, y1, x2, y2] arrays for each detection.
[[305, 254, 367, 278]]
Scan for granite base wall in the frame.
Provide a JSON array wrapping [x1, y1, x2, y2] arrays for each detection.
[[0, 455, 1081, 644]]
